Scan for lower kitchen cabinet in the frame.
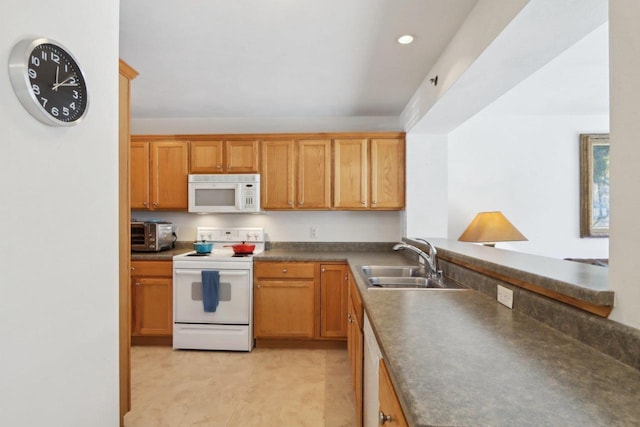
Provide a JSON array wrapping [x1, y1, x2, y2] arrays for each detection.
[[347, 273, 364, 426], [379, 359, 408, 427], [320, 264, 349, 338], [253, 261, 349, 343], [131, 260, 173, 344], [254, 262, 316, 339]]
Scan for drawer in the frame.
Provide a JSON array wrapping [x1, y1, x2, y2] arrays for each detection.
[[255, 262, 316, 279], [131, 260, 173, 277]]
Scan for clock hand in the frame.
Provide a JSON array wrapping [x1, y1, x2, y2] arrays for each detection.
[[52, 74, 77, 90], [55, 66, 60, 87]]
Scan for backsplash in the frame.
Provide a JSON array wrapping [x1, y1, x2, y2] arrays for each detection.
[[131, 210, 404, 243]]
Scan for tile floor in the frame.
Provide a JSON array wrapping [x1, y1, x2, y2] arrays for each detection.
[[124, 346, 356, 427]]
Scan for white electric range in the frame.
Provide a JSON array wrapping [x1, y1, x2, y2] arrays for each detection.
[[172, 227, 264, 351]]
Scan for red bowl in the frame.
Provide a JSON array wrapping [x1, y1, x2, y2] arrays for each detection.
[[225, 242, 255, 254]]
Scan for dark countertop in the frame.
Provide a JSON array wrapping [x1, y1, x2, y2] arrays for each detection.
[[131, 247, 191, 261], [418, 238, 613, 307], [256, 247, 640, 426]]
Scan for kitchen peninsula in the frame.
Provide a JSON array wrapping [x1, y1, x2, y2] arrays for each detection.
[[257, 239, 640, 426]]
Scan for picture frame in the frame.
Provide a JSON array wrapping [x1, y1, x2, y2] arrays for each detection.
[[580, 133, 610, 237]]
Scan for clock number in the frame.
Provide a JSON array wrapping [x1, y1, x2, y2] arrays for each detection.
[[65, 63, 69, 73], [51, 53, 60, 64], [30, 56, 40, 67], [41, 51, 47, 61], [70, 102, 76, 110], [40, 97, 48, 107], [28, 68, 37, 79], [51, 107, 59, 117], [73, 90, 79, 99], [62, 107, 69, 117], [32, 84, 40, 95], [69, 77, 77, 85]]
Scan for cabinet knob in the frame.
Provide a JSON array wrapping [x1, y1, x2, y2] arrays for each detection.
[[143, 201, 148, 207], [372, 201, 377, 207], [299, 201, 304, 206], [282, 268, 288, 273], [152, 201, 158, 207], [130, 267, 135, 271], [135, 281, 141, 287], [227, 164, 231, 170], [288, 201, 293, 205], [216, 164, 222, 169], [256, 285, 261, 289], [379, 411, 393, 425], [361, 201, 366, 206], [321, 268, 325, 272]]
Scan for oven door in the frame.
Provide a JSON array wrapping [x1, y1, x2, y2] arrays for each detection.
[[174, 268, 250, 324]]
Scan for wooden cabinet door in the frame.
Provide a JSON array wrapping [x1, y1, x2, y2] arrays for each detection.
[[189, 140, 224, 173], [132, 276, 172, 336], [334, 139, 368, 209], [225, 140, 259, 173], [320, 264, 349, 338], [371, 138, 405, 209], [261, 140, 295, 209], [297, 139, 331, 209], [348, 295, 364, 427], [254, 280, 315, 338], [150, 141, 189, 209], [379, 360, 409, 427], [130, 141, 150, 209]]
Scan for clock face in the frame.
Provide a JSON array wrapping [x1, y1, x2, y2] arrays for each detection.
[[9, 38, 89, 126]]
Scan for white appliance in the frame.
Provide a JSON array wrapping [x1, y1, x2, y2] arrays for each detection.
[[188, 174, 260, 213], [173, 227, 264, 351], [363, 313, 383, 427]]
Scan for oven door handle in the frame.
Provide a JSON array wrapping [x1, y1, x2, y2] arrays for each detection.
[[215, 271, 250, 276]]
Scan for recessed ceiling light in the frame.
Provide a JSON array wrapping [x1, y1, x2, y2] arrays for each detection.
[[397, 34, 414, 45]]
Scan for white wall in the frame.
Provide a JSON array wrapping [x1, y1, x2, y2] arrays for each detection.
[[609, 0, 640, 329], [404, 133, 448, 238], [131, 116, 401, 135], [132, 210, 403, 243], [0, 2, 119, 426], [448, 112, 609, 258]]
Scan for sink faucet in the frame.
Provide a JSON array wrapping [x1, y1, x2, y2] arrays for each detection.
[[392, 239, 440, 278]]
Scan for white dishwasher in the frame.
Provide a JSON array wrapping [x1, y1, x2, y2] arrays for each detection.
[[363, 313, 383, 427]]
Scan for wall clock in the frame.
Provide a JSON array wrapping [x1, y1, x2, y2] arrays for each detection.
[[9, 38, 89, 126]]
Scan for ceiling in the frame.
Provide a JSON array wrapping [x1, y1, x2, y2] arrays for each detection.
[[119, 0, 478, 120]]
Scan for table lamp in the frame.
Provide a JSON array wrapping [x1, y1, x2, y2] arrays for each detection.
[[458, 211, 527, 247]]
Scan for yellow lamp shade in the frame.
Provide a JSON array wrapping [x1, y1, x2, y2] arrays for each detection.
[[458, 211, 527, 246]]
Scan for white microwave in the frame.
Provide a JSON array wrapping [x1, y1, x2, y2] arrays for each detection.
[[188, 174, 261, 213]]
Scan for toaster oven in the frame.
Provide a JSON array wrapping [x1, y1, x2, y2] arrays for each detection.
[[131, 221, 173, 252]]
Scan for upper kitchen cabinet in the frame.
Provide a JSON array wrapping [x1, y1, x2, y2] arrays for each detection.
[[189, 139, 259, 174], [261, 140, 295, 209], [298, 139, 332, 209], [261, 139, 331, 210], [130, 138, 189, 210], [334, 139, 369, 209], [370, 138, 405, 209], [334, 137, 405, 210]]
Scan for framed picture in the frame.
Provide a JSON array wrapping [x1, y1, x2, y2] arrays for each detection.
[[580, 133, 610, 237]]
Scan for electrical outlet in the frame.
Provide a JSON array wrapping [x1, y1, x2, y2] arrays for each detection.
[[497, 285, 514, 309], [310, 227, 318, 238]]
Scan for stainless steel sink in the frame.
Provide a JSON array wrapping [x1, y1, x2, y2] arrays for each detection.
[[359, 265, 465, 290], [367, 276, 464, 289], [360, 265, 425, 278]]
